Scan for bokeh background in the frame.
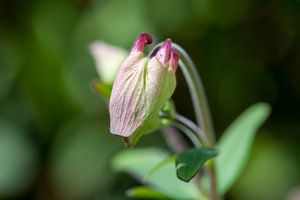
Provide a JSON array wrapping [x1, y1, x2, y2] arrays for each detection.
[[0, 0, 300, 199]]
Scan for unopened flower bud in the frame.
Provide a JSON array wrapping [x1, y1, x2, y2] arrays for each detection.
[[109, 33, 179, 146]]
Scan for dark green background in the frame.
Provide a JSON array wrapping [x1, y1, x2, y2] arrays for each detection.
[[0, 0, 299, 199]]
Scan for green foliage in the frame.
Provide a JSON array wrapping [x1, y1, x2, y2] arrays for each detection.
[[126, 186, 168, 200], [0, 120, 37, 196], [92, 80, 112, 101], [111, 102, 270, 198], [216, 103, 271, 195], [49, 120, 120, 200], [145, 154, 177, 181], [0, 0, 298, 199], [176, 148, 218, 182], [112, 148, 199, 200], [232, 136, 298, 200]]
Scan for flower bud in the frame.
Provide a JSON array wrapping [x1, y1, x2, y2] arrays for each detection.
[[109, 33, 179, 146]]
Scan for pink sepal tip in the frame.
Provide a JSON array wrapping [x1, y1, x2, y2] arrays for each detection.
[[169, 49, 179, 70], [156, 39, 172, 65], [131, 32, 153, 53]]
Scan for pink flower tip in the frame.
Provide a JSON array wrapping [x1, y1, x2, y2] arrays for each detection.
[[156, 39, 172, 65], [131, 32, 153, 53], [169, 49, 179, 70]]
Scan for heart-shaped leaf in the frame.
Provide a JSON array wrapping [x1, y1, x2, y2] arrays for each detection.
[[176, 148, 218, 182]]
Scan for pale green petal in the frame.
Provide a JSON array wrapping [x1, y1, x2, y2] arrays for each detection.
[[90, 41, 127, 84]]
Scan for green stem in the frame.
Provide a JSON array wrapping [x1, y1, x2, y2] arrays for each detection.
[[153, 42, 218, 200], [151, 43, 215, 144], [174, 114, 209, 146], [172, 43, 215, 144], [205, 163, 218, 200], [173, 121, 201, 148], [172, 44, 218, 200], [172, 114, 207, 199], [173, 113, 217, 200]]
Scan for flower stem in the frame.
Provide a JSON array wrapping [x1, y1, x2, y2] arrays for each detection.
[[173, 114, 216, 200], [152, 42, 218, 200], [172, 43, 215, 144], [174, 114, 209, 146], [173, 44, 218, 200]]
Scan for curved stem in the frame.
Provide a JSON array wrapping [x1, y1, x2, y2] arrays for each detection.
[[151, 43, 215, 144], [152, 42, 218, 200], [172, 44, 218, 200], [173, 122, 201, 148], [174, 114, 209, 146], [172, 43, 215, 144]]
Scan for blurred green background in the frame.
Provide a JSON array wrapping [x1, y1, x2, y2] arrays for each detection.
[[0, 0, 300, 199]]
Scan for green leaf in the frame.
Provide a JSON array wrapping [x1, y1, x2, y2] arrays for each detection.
[[126, 186, 168, 200], [145, 154, 177, 181], [176, 148, 218, 182], [92, 80, 112, 101], [216, 103, 271, 195], [112, 148, 199, 200]]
